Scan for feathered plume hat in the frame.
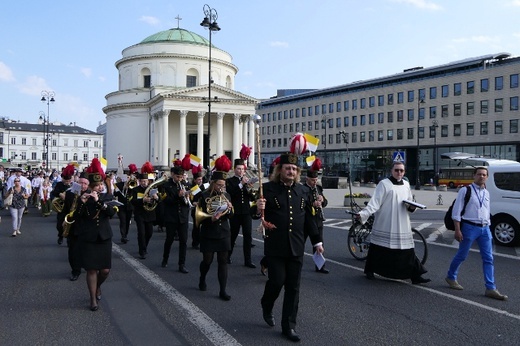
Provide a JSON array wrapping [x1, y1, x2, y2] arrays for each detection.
[[235, 144, 252, 168], [128, 163, 138, 175], [139, 162, 155, 180], [86, 158, 106, 184], [212, 155, 232, 181], [192, 164, 203, 178], [171, 156, 185, 175], [307, 157, 322, 178], [61, 164, 76, 180]]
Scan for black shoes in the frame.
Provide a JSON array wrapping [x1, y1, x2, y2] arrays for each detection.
[[260, 265, 268, 276], [219, 292, 231, 301], [411, 276, 431, 285], [139, 252, 146, 259], [57, 236, 63, 245], [161, 260, 167, 268], [199, 278, 207, 291], [227, 257, 232, 264], [179, 265, 189, 274], [365, 272, 375, 280], [315, 266, 329, 274], [262, 310, 275, 327], [245, 262, 257, 269], [70, 274, 80, 281], [121, 238, 128, 244], [282, 329, 301, 342], [90, 305, 99, 312]]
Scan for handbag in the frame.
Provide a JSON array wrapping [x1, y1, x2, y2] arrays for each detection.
[[4, 193, 13, 206]]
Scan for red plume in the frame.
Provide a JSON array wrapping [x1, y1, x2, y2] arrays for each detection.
[[311, 158, 322, 171], [181, 154, 192, 171], [128, 163, 138, 174], [141, 161, 154, 174], [240, 144, 252, 161], [61, 164, 75, 179], [86, 158, 106, 180], [214, 155, 232, 172], [271, 156, 281, 167], [173, 159, 182, 167], [289, 133, 307, 155], [192, 164, 202, 175]]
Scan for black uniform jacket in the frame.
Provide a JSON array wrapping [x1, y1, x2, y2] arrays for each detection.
[[162, 178, 191, 223], [114, 181, 133, 211], [62, 190, 83, 237], [75, 193, 116, 242], [131, 185, 156, 222], [303, 183, 328, 228], [252, 181, 321, 257], [198, 190, 234, 240], [225, 175, 256, 215]]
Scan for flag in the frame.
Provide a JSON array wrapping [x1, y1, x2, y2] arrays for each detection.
[[306, 155, 316, 167], [210, 159, 215, 170], [190, 185, 201, 196], [100, 158, 108, 173], [190, 154, 202, 167], [304, 133, 320, 153]]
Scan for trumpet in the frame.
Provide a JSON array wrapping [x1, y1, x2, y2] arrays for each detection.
[[311, 187, 325, 221], [179, 182, 193, 208]]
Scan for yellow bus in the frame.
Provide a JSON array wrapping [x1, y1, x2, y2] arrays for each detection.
[[438, 167, 474, 188]]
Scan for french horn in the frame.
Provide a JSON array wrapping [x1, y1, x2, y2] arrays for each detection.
[[51, 197, 64, 213], [195, 192, 232, 228], [143, 175, 167, 211]]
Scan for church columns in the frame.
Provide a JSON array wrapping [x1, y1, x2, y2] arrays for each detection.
[[216, 112, 225, 157], [232, 113, 241, 161], [197, 111, 205, 165], [248, 115, 256, 166], [179, 110, 188, 157], [159, 110, 169, 167], [242, 116, 248, 150]]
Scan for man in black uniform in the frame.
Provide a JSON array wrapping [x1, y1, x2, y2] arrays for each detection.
[[254, 153, 324, 342], [303, 168, 329, 274], [113, 164, 138, 244], [53, 164, 75, 245], [190, 171, 206, 249], [226, 159, 256, 268], [161, 166, 191, 273]]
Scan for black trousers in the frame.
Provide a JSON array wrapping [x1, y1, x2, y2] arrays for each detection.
[[229, 213, 253, 263], [67, 234, 81, 276], [135, 217, 153, 255], [163, 221, 188, 265], [191, 210, 200, 246], [261, 255, 303, 331], [117, 207, 133, 239]]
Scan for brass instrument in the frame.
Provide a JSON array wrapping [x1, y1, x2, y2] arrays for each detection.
[[51, 197, 64, 213], [62, 194, 79, 237], [195, 189, 232, 228], [179, 181, 193, 208], [312, 187, 325, 221], [143, 175, 167, 211]]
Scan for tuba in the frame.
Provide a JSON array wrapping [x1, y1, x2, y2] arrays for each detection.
[[195, 189, 232, 228], [143, 175, 167, 211], [51, 197, 64, 213]]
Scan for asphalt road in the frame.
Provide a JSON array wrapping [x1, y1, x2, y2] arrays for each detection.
[[1, 205, 519, 345]]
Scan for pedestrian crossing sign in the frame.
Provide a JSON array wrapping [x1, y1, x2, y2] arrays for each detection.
[[392, 151, 406, 162]]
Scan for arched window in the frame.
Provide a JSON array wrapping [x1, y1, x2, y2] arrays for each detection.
[[226, 76, 232, 89], [186, 68, 199, 87], [141, 67, 151, 88]]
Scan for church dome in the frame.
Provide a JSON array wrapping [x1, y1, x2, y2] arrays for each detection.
[[140, 28, 213, 47]]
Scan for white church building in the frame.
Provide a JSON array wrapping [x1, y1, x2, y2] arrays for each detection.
[[103, 27, 258, 171]]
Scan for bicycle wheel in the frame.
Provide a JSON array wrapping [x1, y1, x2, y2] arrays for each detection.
[[412, 228, 428, 265], [347, 222, 371, 261]]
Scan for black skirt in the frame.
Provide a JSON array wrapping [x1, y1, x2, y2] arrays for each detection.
[[199, 236, 231, 253], [364, 243, 426, 280], [80, 237, 112, 270]]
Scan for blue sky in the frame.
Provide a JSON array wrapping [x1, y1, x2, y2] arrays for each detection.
[[1, 0, 520, 132]]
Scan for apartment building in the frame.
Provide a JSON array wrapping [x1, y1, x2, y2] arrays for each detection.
[[257, 53, 520, 185]]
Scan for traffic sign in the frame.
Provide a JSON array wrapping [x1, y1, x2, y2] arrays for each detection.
[[392, 151, 406, 163]]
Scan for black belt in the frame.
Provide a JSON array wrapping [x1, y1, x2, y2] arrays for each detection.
[[461, 219, 486, 227]]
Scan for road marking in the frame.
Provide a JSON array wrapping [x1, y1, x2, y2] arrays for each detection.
[[112, 244, 241, 346]]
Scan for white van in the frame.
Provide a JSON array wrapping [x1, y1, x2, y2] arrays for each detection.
[[441, 152, 520, 246]]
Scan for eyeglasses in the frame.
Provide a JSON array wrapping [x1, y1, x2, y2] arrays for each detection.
[[14, 180, 20, 182], [393, 169, 405, 173]]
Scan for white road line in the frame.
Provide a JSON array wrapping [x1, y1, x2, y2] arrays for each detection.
[[112, 244, 241, 346]]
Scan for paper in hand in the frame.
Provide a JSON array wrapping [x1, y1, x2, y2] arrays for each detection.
[[313, 252, 326, 270], [403, 200, 427, 209], [214, 204, 228, 215], [70, 182, 82, 194], [106, 200, 124, 207]]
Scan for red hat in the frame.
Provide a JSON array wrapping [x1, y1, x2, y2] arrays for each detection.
[[86, 158, 106, 184], [140, 162, 154, 180], [61, 164, 75, 180], [128, 163, 138, 175], [212, 155, 231, 181]]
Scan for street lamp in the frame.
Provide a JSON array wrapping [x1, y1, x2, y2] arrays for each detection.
[[40, 90, 55, 171], [415, 97, 425, 190], [432, 120, 439, 185], [200, 4, 221, 168], [322, 115, 328, 173]]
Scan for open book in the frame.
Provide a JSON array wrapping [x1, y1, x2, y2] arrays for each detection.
[[403, 200, 427, 209]]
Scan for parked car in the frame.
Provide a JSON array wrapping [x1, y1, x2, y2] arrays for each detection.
[[441, 152, 520, 246]]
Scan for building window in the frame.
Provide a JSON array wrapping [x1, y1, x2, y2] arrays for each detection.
[[407, 90, 414, 102], [442, 85, 449, 97], [360, 98, 366, 109], [419, 126, 424, 139], [302, 108, 306, 117], [329, 103, 334, 113], [301, 122, 306, 131], [407, 109, 414, 121], [407, 128, 414, 140], [397, 92, 404, 104], [22, 138, 26, 145], [397, 110, 403, 122], [308, 121, 312, 131], [314, 120, 319, 130], [495, 76, 503, 90], [511, 96, 519, 111], [467, 81, 475, 94], [495, 121, 503, 134], [429, 106, 437, 118], [322, 104, 327, 114], [454, 83, 462, 96], [360, 114, 366, 125], [378, 112, 384, 124], [480, 121, 488, 135], [467, 102, 474, 115], [315, 105, 320, 115], [290, 109, 294, 118], [336, 102, 341, 112], [289, 123, 294, 132], [481, 78, 489, 92], [453, 124, 461, 136], [352, 99, 357, 110], [387, 93, 394, 105], [511, 74, 519, 88], [32, 138, 37, 146], [335, 117, 340, 127], [352, 132, 357, 143], [429, 86, 437, 99], [360, 132, 366, 142], [31, 152, 37, 160], [11, 137, 16, 145], [441, 105, 448, 117], [495, 98, 503, 112], [369, 96, 375, 107], [378, 95, 384, 106], [387, 129, 393, 140], [378, 130, 383, 141], [481, 100, 489, 114], [344, 100, 349, 111], [343, 116, 349, 127], [441, 125, 448, 137], [418, 88, 425, 100], [369, 113, 375, 124], [186, 75, 196, 87], [283, 124, 287, 133], [352, 116, 357, 126], [397, 128, 403, 140], [467, 123, 474, 136], [308, 107, 313, 116], [295, 109, 300, 118], [510, 119, 518, 133], [387, 111, 393, 123], [143, 75, 151, 88], [284, 110, 288, 119], [454, 103, 462, 116]]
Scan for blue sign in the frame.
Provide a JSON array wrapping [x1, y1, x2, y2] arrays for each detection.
[[392, 151, 406, 163]]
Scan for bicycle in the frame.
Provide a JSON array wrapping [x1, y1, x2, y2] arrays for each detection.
[[345, 204, 428, 265]]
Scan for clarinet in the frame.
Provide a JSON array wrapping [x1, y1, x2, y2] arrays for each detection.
[[313, 187, 325, 221]]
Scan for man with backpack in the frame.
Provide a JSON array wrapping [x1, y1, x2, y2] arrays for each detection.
[[445, 166, 508, 300]]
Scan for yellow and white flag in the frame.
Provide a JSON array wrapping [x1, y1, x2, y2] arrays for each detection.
[[190, 184, 201, 196], [306, 155, 316, 167], [190, 154, 202, 167], [100, 158, 108, 172], [304, 133, 320, 153]]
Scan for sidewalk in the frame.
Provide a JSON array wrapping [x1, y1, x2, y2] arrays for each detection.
[[322, 183, 456, 210]]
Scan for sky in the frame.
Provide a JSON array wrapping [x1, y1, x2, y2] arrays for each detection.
[[1, 0, 520, 132]]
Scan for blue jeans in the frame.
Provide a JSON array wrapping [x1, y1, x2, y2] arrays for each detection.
[[447, 223, 495, 290]]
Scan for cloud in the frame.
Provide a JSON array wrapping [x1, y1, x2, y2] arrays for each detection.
[[17, 75, 50, 96], [80, 67, 92, 78], [139, 15, 160, 26], [508, 0, 520, 6], [269, 41, 289, 48], [390, 0, 443, 10], [0, 61, 16, 82]]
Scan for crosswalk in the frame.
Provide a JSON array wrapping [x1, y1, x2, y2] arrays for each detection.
[[323, 219, 439, 233]]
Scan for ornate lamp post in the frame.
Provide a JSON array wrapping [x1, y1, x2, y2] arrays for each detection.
[[40, 90, 55, 170], [415, 97, 425, 190], [200, 4, 221, 168]]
